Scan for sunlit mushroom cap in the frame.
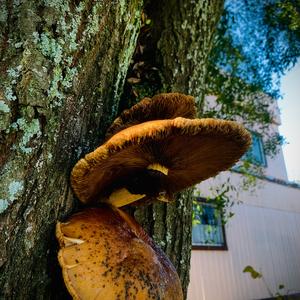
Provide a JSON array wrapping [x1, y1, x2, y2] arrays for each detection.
[[106, 93, 196, 139], [56, 206, 183, 300], [71, 117, 251, 204]]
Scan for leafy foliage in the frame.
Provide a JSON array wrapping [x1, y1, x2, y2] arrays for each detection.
[[204, 0, 299, 158], [243, 265, 263, 279], [193, 179, 239, 225], [265, 0, 300, 50], [207, 0, 300, 98], [197, 0, 299, 215], [243, 265, 290, 299]]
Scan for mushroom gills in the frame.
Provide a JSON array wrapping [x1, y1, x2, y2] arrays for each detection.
[[71, 105, 251, 206], [107, 188, 146, 207], [107, 164, 170, 207]]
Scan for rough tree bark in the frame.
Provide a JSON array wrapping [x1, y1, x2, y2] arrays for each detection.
[[0, 0, 223, 299], [131, 0, 224, 295]]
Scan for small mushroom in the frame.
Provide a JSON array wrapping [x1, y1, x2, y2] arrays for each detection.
[[56, 205, 183, 300], [71, 117, 251, 207], [106, 92, 196, 139]]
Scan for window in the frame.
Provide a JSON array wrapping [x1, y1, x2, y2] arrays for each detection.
[[192, 199, 227, 250], [244, 132, 267, 166]]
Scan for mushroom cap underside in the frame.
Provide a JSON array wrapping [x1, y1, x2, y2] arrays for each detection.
[[106, 93, 196, 139], [71, 117, 251, 204], [56, 206, 183, 300]]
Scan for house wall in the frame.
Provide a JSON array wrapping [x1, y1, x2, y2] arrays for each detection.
[[263, 123, 288, 181], [187, 173, 300, 300], [265, 145, 288, 181]]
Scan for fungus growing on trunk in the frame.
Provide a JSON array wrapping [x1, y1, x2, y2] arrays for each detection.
[[57, 93, 251, 299], [56, 206, 183, 300], [71, 117, 251, 207], [106, 92, 197, 139]]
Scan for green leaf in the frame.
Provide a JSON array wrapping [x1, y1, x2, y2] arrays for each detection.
[[243, 265, 262, 279], [278, 284, 285, 290], [228, 212, 235, 218]]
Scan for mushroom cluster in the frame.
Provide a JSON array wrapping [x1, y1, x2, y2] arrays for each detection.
[[56, 93, 251, 299]]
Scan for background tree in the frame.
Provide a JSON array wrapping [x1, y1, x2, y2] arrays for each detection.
[[191, 0, 300, 210], [205, 0, 300, 159], [0, 0, 224, 298], [208, 0, 300, 99]]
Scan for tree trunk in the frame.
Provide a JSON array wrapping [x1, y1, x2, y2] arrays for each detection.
[[149, 0, 224, 108], [0, 0, 223, 299], [132, 0, 224, 296], [0, 1, 143, 298]]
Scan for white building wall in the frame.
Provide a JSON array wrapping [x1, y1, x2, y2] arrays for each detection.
[[188, 173, 300, 300], [189, 94, 299, 299], [265, 146, 288, 181], [263, 123, 288, 181]]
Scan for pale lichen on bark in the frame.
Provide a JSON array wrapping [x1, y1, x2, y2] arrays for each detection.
[[149, 0, 224, 111], [0, 0, 142, 298]]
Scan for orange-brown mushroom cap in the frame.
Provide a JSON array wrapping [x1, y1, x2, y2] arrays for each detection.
[[106, 93, 196, 139], [56, 206, 183, 300], [71, 117, 251, 204]]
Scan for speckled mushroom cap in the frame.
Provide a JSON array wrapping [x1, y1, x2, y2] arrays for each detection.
[[106, 92, 196, 139], [56, 206, 183, 300], [71, 117, 251, 204]]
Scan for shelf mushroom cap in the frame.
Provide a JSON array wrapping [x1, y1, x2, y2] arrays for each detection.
[[106, 92, 196, 139], [71, 117, 251, 205], [56, 206, 183, 300]]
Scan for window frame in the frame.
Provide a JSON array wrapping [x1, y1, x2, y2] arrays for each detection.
[[244, 130, 267, 167], [192, 197, 228, 251]]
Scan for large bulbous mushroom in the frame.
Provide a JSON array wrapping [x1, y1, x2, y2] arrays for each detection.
[[71, 117, 251, 207], [56, 205, 183, 300]]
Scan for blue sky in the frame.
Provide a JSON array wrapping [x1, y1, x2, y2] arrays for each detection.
[[279, 61, 300, 182]]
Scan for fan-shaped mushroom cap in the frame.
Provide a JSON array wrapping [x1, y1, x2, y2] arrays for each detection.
[[56, 206, 183, 300], [106, 93, 196, 139], [71, 117, 251, 204]]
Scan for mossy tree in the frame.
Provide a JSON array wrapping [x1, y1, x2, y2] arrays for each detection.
[[0, 0, 223, 298]]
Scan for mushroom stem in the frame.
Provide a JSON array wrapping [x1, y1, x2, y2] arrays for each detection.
[[147, 163, 169, 175], [107, 188, 146, 207]]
